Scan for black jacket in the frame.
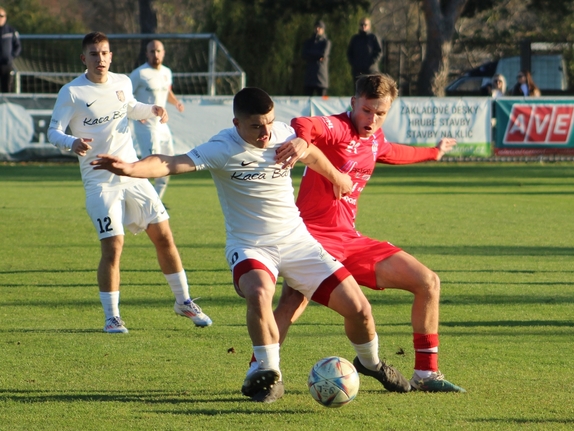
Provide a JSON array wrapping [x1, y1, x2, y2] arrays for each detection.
[[347, 31, 382, 78], [0, 24, 21, 66], [302, 33, 331, 88]]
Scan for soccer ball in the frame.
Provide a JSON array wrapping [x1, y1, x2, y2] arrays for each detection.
[[308, 356, 360, 408]]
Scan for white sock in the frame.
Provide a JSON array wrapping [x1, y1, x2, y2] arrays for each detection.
[[164, 271, 190, 304], [351, 334, 380, 371], [252, 344, 281, 379], [99, 291, 120, 320]]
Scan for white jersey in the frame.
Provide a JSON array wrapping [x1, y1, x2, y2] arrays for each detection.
[[130, 63, 172, 107], [129, 63, 173, 155], [48, 72, 156, 192], [187, 122, 306, 246]]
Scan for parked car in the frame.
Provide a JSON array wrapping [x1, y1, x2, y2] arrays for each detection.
[[445, 55, 569, 96]]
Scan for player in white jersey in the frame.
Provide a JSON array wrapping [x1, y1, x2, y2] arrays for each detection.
[[130, 40, 184, 200], [92, 87, 412, 402], [48, 32, 212, 334]]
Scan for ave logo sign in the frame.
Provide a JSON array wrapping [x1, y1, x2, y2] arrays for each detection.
[[503, 104, 574, 145]]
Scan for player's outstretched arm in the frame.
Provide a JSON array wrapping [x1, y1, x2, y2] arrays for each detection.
[[91, 154, 196, 178], [436, 138, 457, 160], [300, 144, 353, 199]]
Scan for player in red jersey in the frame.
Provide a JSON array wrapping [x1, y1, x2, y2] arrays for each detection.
[[273, 73, 465, 392]]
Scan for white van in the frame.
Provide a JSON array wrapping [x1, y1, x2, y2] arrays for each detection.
[[445, 54, 569, 96], [497, 55, 567, 91]]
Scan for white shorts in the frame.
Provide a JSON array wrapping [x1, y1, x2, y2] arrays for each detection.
[[226, 232, 347, 301], [85, 180, 169, 240], [133, 120, 174, 157]]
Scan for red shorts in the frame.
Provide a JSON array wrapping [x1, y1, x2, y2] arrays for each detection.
[[308, 229, 401, 289]]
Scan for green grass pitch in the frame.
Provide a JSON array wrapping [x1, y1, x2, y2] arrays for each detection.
[[0, 162, 573, 430]]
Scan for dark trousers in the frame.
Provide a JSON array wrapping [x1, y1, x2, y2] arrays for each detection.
[[0, 65, 14, 93], [304, 86, 327, 97]]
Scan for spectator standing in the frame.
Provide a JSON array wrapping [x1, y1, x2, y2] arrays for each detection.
[[130, 40, 184, 200], [0, 7, 21, 93], [511, 70, 541, 97], [347, 17, 382, 84], [302, 20, 331, 97]]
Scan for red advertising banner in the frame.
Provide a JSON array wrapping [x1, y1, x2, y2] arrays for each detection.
[[496, 99, 574, 155]]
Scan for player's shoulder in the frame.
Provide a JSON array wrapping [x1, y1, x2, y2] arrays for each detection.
[[59, 73, 88, 95], [190, 128, 237, 164], [319, 112, 350, 130], [129, 63, 146, 77], [108, 71, 130, 82], [272, 121, 296, 142], [109, 72, 134, 91], [211, 127, 238, 145]]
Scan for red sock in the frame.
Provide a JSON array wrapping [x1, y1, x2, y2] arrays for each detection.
[[249, 352, 256, 365], [413, 333, 439, 372]]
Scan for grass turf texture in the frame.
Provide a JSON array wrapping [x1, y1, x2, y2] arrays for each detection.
[[0, 162, 573, 430]]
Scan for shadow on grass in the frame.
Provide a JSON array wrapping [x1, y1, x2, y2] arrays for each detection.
[[0, 388, 240, 404], [471, 418, 574, 425], [0, 388, 317, 414], [0, 268, 229, 275], [437, 269, 574, 274], [0, 281, 228, 289], [366, 294, 574, 306], [0, 295, 240, 308], [0, 328, 103, 334], [441, 320, 573, 328], [403, 245, 574, 256]]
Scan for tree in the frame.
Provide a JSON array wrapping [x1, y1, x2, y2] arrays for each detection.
[[6, 0, 86, 33], [205, 0, 369, 95], [417, 0, 469, 96], [137, 0, 158, 64], [139, 0, 158, 34]]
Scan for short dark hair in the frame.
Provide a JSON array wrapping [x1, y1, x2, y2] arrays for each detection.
[[233, 87, 274, 118], [82, 32, 110, 51], [355, 73, 398, 101]]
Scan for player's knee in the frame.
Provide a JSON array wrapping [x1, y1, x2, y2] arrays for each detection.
[[151, 231, 176, 251], [346, 298, 372, 324], [100, 236, 123, 261], [241, 282, 275, 306], [422, 270, 441, 299]]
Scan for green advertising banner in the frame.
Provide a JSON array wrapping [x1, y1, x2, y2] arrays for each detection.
[[495, 98, 574, 156]]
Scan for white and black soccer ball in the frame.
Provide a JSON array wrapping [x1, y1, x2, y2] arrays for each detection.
[[308, 356, 360, 408]]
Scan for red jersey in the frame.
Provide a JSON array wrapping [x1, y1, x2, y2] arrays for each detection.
[[292, 112, 438, 259]]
